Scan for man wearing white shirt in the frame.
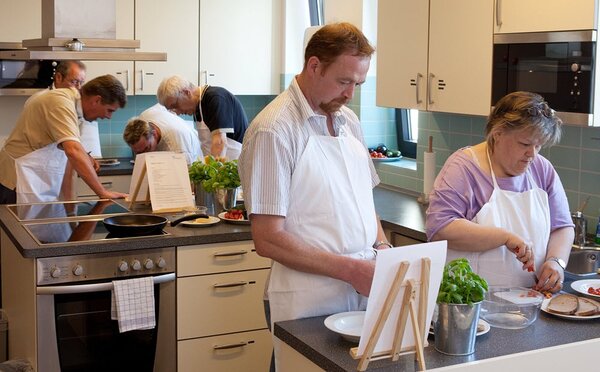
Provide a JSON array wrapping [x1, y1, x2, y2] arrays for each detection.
[[123, 103, 202, 165]]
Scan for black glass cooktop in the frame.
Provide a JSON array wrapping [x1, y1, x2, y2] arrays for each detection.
[[24, 220, 168, 245], [8, 200, 130, 221]]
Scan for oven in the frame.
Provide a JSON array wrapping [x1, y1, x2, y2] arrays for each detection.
[[10, 200, 177, 372], [36, 248, 176, 372]]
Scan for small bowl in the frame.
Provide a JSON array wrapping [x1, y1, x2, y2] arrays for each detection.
[[480, 286, 543, 329]]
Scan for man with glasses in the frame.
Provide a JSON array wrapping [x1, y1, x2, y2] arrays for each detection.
[[157, 75, 248, 160], [0, 75, 129, 204]]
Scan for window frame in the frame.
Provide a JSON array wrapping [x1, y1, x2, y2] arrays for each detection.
[[395, 109, 417, 159]]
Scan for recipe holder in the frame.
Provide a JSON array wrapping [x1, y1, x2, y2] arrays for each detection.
[[350, 258, 431, 371], [128, 163, 151, 209]]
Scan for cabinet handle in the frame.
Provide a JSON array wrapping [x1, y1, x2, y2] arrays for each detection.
[[101, 182, 113, 188], [496, 0, 502, 27], [428, 73, 435, 105], [213, 341, 248, 350], [140, 69, 145, 91], [415, 73, 423, 104], [213, 250, 248, 257], [213, 281, 248, 289], [115, 70, 129, 91]]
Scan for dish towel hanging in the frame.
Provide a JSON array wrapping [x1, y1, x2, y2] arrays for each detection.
[[111, 276, 156, 333]]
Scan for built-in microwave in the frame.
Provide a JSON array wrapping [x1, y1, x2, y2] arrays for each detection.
[[492, 31, 596, 126], [0, 59, 54, 95]]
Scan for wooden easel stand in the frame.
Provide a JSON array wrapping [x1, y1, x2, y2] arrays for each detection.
[[351, 258, 431, 371]]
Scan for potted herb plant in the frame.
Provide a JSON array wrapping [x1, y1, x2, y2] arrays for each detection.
[[188, 156, 241, 214], [433, 258, 488, 356]]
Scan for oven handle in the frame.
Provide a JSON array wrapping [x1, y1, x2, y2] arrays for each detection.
[[36, 273, 175, 295]]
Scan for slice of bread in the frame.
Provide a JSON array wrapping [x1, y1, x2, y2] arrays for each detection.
[[575, 297, 600, 316], [547, 293, 579, 315]]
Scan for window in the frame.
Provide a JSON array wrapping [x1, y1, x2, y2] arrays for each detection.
[[395, 109, 417, 159], [308, 0, 324, 26]]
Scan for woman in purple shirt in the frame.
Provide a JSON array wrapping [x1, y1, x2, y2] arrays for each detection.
[[426, 91, 574, 293]]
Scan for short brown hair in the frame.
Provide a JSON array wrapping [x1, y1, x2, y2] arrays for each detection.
[[81, 74, 127, 108], [486, 91, 562, 151], [55, 60, 86, 77], [304, 22, 375, 70], [123, 117, 155, 145]]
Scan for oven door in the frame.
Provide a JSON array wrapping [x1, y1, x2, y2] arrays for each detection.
[[493, 41, 595, 114], [36, 274, 175, 372]]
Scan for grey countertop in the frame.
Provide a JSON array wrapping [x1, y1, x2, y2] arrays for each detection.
[[274, 279, 600, 371], [97, 157, 135, 176], [0, 185, 426, 258]]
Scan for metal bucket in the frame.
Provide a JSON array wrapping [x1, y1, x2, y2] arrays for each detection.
[[433, 302, 481, 355], [194, 183, 216, 215], [215, 188, 238, 214]]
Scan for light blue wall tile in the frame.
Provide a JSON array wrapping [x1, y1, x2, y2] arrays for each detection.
[[580, 171, 600, 195], [555, 167, 580, 192], [580, 149, 600, 172], [560, 126, 581, 147], [547, 146, 580, 169]]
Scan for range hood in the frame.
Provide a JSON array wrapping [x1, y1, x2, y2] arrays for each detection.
[[0, 0, 166, 62]]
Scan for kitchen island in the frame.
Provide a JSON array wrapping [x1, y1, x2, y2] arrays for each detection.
[[274, 279, 600, 371]]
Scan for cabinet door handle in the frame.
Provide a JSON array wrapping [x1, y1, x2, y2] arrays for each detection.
[[213, 341, 248, 350], [496, 0, 502, 27], [213, 250, 248, 257], [101, 182, 113, 188], [416, 73, 423, 104], [213, 281, 248, 289], [140, 69, 145, 91], [115, 70, 129, 91], [428, 73, 435, 105]]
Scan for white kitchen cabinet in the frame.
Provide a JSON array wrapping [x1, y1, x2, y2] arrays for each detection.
[[376, 0, 493, 116], [494, 0, 597, 34], [76, 174, 132, 199], [0, 0, 40, 42], [199, 0, 282, 95], [177, 241, 272, 371], [85, 0, 198, 95]]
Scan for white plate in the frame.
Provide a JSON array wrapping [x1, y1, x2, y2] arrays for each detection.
[[541, 298, 600, 320], [218, 212, 250, 225], [429, 319, 490, 337], [324, 311, 365, 343], [571, 279, 600, 298], [179, 216, 220, 227], [371, 156, 402, 163], [98, 159, 120, 166]]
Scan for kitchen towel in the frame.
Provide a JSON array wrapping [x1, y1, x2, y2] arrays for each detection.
[[423, 151, 436, 202], [111, 276, 156, 333]]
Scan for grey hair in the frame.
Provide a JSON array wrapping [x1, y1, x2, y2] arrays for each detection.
[[156, 75, 197, 106], [123, 117, 156, 145], [486, 91, 562, 152]]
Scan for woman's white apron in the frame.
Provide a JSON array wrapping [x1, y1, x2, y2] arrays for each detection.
[[445, 151, 550, 287]]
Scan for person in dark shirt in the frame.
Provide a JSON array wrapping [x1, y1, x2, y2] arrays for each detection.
[[157, 75, 248, 160]]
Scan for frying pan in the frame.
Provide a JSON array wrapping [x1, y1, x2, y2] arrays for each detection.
[[103, 214, 167, 235]]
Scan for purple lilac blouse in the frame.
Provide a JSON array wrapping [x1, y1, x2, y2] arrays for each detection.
[[425, 147, 573, 241]]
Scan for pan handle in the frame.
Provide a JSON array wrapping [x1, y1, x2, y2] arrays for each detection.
[[170, 213, 209, 227]]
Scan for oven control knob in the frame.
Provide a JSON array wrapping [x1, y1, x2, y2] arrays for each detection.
[[571, 63, 580, 72], [144, 259, 154, 270], [50, 266, 61, 278], [118, 261, 129, 272], [157, 257, 167, 268], [131, 259, 142, 271], [72, 264, 83, 276]]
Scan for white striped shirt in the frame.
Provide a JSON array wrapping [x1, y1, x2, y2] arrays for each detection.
[[238, 77, 380, 217]]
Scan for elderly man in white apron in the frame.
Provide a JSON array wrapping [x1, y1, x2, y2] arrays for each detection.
[[239, 23, 391, 370], [157, 76, 248, 160]]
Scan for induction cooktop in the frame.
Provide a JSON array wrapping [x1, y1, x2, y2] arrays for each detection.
[[8, 199, 130, 222], [24, 219, 169, 246]]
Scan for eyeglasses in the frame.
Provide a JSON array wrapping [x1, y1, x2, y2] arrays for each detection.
[[167, 95, 181, 113], [69, 79, 85, 88]]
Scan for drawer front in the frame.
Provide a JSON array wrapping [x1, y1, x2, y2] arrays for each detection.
[[177, 241, 271, 276], [77, 174, 131, 198], [178, 329, 272, 372], [178, 269, 269, 339]]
